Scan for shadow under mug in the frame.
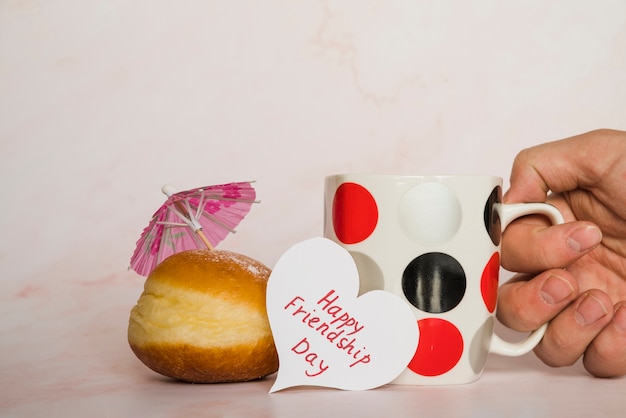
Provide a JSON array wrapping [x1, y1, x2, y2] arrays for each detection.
[[323, 174, 564, 385]]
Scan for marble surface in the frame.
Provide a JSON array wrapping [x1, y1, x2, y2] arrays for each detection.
[[1, 1, 625, 417]]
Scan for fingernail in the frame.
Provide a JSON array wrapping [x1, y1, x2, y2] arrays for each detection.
[[575, 294, 609, 325], [614, 304, 626, 332], [540, 275, 575, 305], [567, 226, 602, 253]]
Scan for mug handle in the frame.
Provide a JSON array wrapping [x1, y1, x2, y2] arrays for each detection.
[[489, 202, 565, 356]]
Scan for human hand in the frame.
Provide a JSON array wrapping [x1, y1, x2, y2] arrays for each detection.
[[499, 129, 626, 377]]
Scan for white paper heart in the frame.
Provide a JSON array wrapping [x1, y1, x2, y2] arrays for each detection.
[[267, 237, 419, 392]]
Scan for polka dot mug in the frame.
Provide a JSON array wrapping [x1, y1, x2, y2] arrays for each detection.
[[324, 174, 564, 385]]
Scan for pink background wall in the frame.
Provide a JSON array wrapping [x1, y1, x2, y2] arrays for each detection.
[[2, 1, 625, 278]]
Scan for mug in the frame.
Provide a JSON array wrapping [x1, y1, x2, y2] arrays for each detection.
[[323, 174, 564, 385]]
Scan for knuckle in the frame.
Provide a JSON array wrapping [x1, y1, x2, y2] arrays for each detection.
[[536, 329, 580, 368], [547, 328, 578, 358], [510, 302, 543, 331], [584, 338, 626, 377], [513, 146, 533, 165]]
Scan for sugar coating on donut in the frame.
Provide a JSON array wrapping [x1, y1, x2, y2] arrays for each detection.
[[128, 249, 278, 383]]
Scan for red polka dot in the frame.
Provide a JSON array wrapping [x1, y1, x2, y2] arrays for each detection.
[[408, 318, 463, 376], [481, 252, 500, 313], [332, 182, 378, 244]]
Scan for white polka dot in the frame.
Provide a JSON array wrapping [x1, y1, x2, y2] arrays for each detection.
[[398, 182, 462, 245]]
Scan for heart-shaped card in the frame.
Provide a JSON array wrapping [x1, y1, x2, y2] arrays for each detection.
[[267, 237, 419, 392]]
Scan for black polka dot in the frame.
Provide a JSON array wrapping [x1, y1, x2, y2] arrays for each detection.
[[402, 252, 466, 313], [484, 186, 502, 246]]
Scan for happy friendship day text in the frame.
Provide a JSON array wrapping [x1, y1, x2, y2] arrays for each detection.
[[283, 289, 371, 377]]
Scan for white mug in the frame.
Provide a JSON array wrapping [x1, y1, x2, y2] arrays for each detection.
[[323, 174, 564, 385]]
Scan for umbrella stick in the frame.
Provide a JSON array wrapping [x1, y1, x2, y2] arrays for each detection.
[[197, 230, 214, 251], [170, 199, 214, 251]]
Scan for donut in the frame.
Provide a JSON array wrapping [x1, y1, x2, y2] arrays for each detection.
[[128, 249, 278, 383]]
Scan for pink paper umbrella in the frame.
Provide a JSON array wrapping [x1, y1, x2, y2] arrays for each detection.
[[130, 182, 258, 276]]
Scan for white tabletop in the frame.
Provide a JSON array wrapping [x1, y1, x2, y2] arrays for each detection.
[[2, 269, 624, 418]]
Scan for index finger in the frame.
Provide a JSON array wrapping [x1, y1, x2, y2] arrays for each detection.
[[503, 129, 622, 204]]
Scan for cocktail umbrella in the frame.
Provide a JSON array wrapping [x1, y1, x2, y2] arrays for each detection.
[[130, 181, 258, 276]]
